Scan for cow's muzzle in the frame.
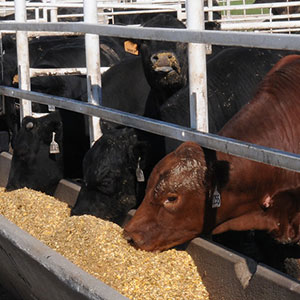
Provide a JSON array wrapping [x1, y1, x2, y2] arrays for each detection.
[[150, 52, 180, 74], [123, 229, 145, 249]]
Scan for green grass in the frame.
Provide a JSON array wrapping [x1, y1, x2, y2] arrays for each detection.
[[218, 0, 270, 16]]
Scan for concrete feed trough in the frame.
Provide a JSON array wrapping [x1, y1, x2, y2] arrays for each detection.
[[0, 152, 299, 300]]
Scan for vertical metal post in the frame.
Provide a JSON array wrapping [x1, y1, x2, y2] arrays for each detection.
[[84, 0, 102, 146], [226, 0, 231, 18], [186, 0, 208, 132], [50, 0, 58, 22], [15, 0, 32, 121], [208, 0, 213, 21], [243, 0, 246, 17]]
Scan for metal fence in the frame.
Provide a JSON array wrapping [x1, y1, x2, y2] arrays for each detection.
[[1, 0, 300, 175]]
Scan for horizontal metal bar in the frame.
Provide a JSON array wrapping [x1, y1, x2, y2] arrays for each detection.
[[221, 20, 300, 31], [0, 1, 298, 10], [1, 85, 300, 174], [0, 2, 179, 9], [220, 13, 300, 23], [29, 67, 109, 77], [30, 67, 87, 77], [1, 22, 300, 51], [207, 1, 300, 12], [99, 9, 177, 16]]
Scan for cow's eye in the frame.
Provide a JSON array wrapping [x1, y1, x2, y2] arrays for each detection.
[[167, 196, 177, 202], [163, 194, 179, 209]]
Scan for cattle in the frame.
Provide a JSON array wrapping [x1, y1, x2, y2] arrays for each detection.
[[71, 47, 297, 223], [101, 56, 150, 116], [100, 13, 221, 132], [254, 0, 300, 15], [2, 33, 128, 177], [71, 126, 151, 225], [123, 14, 187, 120], [110, 0, 221, 28], [161, 46, 298, 150], [2, 34, 125, 90], [32, 35, 126, 69], [123, 54, 300, 253], [70, 12, 189, 217], [6, 112, 63, 195]]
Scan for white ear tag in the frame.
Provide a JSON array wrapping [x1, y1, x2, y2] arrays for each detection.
[[136, 157, 145, 182], [212, 187, 221, 208], [50, 132, 60, 154]]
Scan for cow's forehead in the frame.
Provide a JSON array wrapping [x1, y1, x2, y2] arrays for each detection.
[[154, 157, 206, 197]]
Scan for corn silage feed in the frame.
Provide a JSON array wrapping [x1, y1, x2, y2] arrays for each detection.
[[0, 187, 209, 300]]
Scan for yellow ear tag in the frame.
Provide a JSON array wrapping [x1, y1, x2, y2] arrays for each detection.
[[124, 40, 139, 56], [12, 74, 19, 84]]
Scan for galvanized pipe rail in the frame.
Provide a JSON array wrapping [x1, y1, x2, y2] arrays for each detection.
[[84, 0, 102, 145], [187, 0, 208, 132], [29, 67, 109, 77], [2, 86, 300, 175], [15, 0, 31, 120], [1, 22, 299, 50]]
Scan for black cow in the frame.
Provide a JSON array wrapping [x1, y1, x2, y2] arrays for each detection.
[[2, 33, 128, 177], [110, 0, 220, 27], [254, 0, 300, 15], [70, 14, 189, 217], [71, 126, 150, 225], [32, 35, 127, 69], [98, 13, 188, 134], [124, 14, 188, 120], [6, 112, 63, 195], [71, 47, 296, 223], [101, 56, 150, 116], [4, 14, 186, 194], [102, 13, 223, 129], [161, 47, 296, 152]]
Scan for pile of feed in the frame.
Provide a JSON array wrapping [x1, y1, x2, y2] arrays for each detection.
[[0, 187, 209, 300]]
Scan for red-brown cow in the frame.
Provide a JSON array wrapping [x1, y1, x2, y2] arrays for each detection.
[[124, 55, 300, 252]]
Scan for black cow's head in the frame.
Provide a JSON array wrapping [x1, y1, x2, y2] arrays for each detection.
[[6, 111, 63, 195], [71, 127, 150, 225], [125, 14, 188, 95]]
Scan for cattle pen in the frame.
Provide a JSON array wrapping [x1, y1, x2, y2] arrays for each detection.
[[0, 0, 300, 300]]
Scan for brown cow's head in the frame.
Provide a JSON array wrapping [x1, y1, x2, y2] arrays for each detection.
[[123, 141, 229, 251], [124, 141, 300, 251]]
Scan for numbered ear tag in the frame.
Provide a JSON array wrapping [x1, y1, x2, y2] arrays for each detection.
[[124, 40, 139, 55], [136, 157, 145, 182], [50, 132, 60, 154], [212, 187, 221, 208]]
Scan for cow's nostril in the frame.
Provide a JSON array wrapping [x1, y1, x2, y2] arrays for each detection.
[[150, 54, 158, 64], [122, 230, 132, 242], [122, 230, 145, 249]]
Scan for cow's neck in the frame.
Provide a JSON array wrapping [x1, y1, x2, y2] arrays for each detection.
[[210, 150, 300, 233]]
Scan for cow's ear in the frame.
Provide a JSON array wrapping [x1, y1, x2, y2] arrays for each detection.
[[211, 160, 230, 191], [43, 113, 62, 133], [40, 112, 62, 143]]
